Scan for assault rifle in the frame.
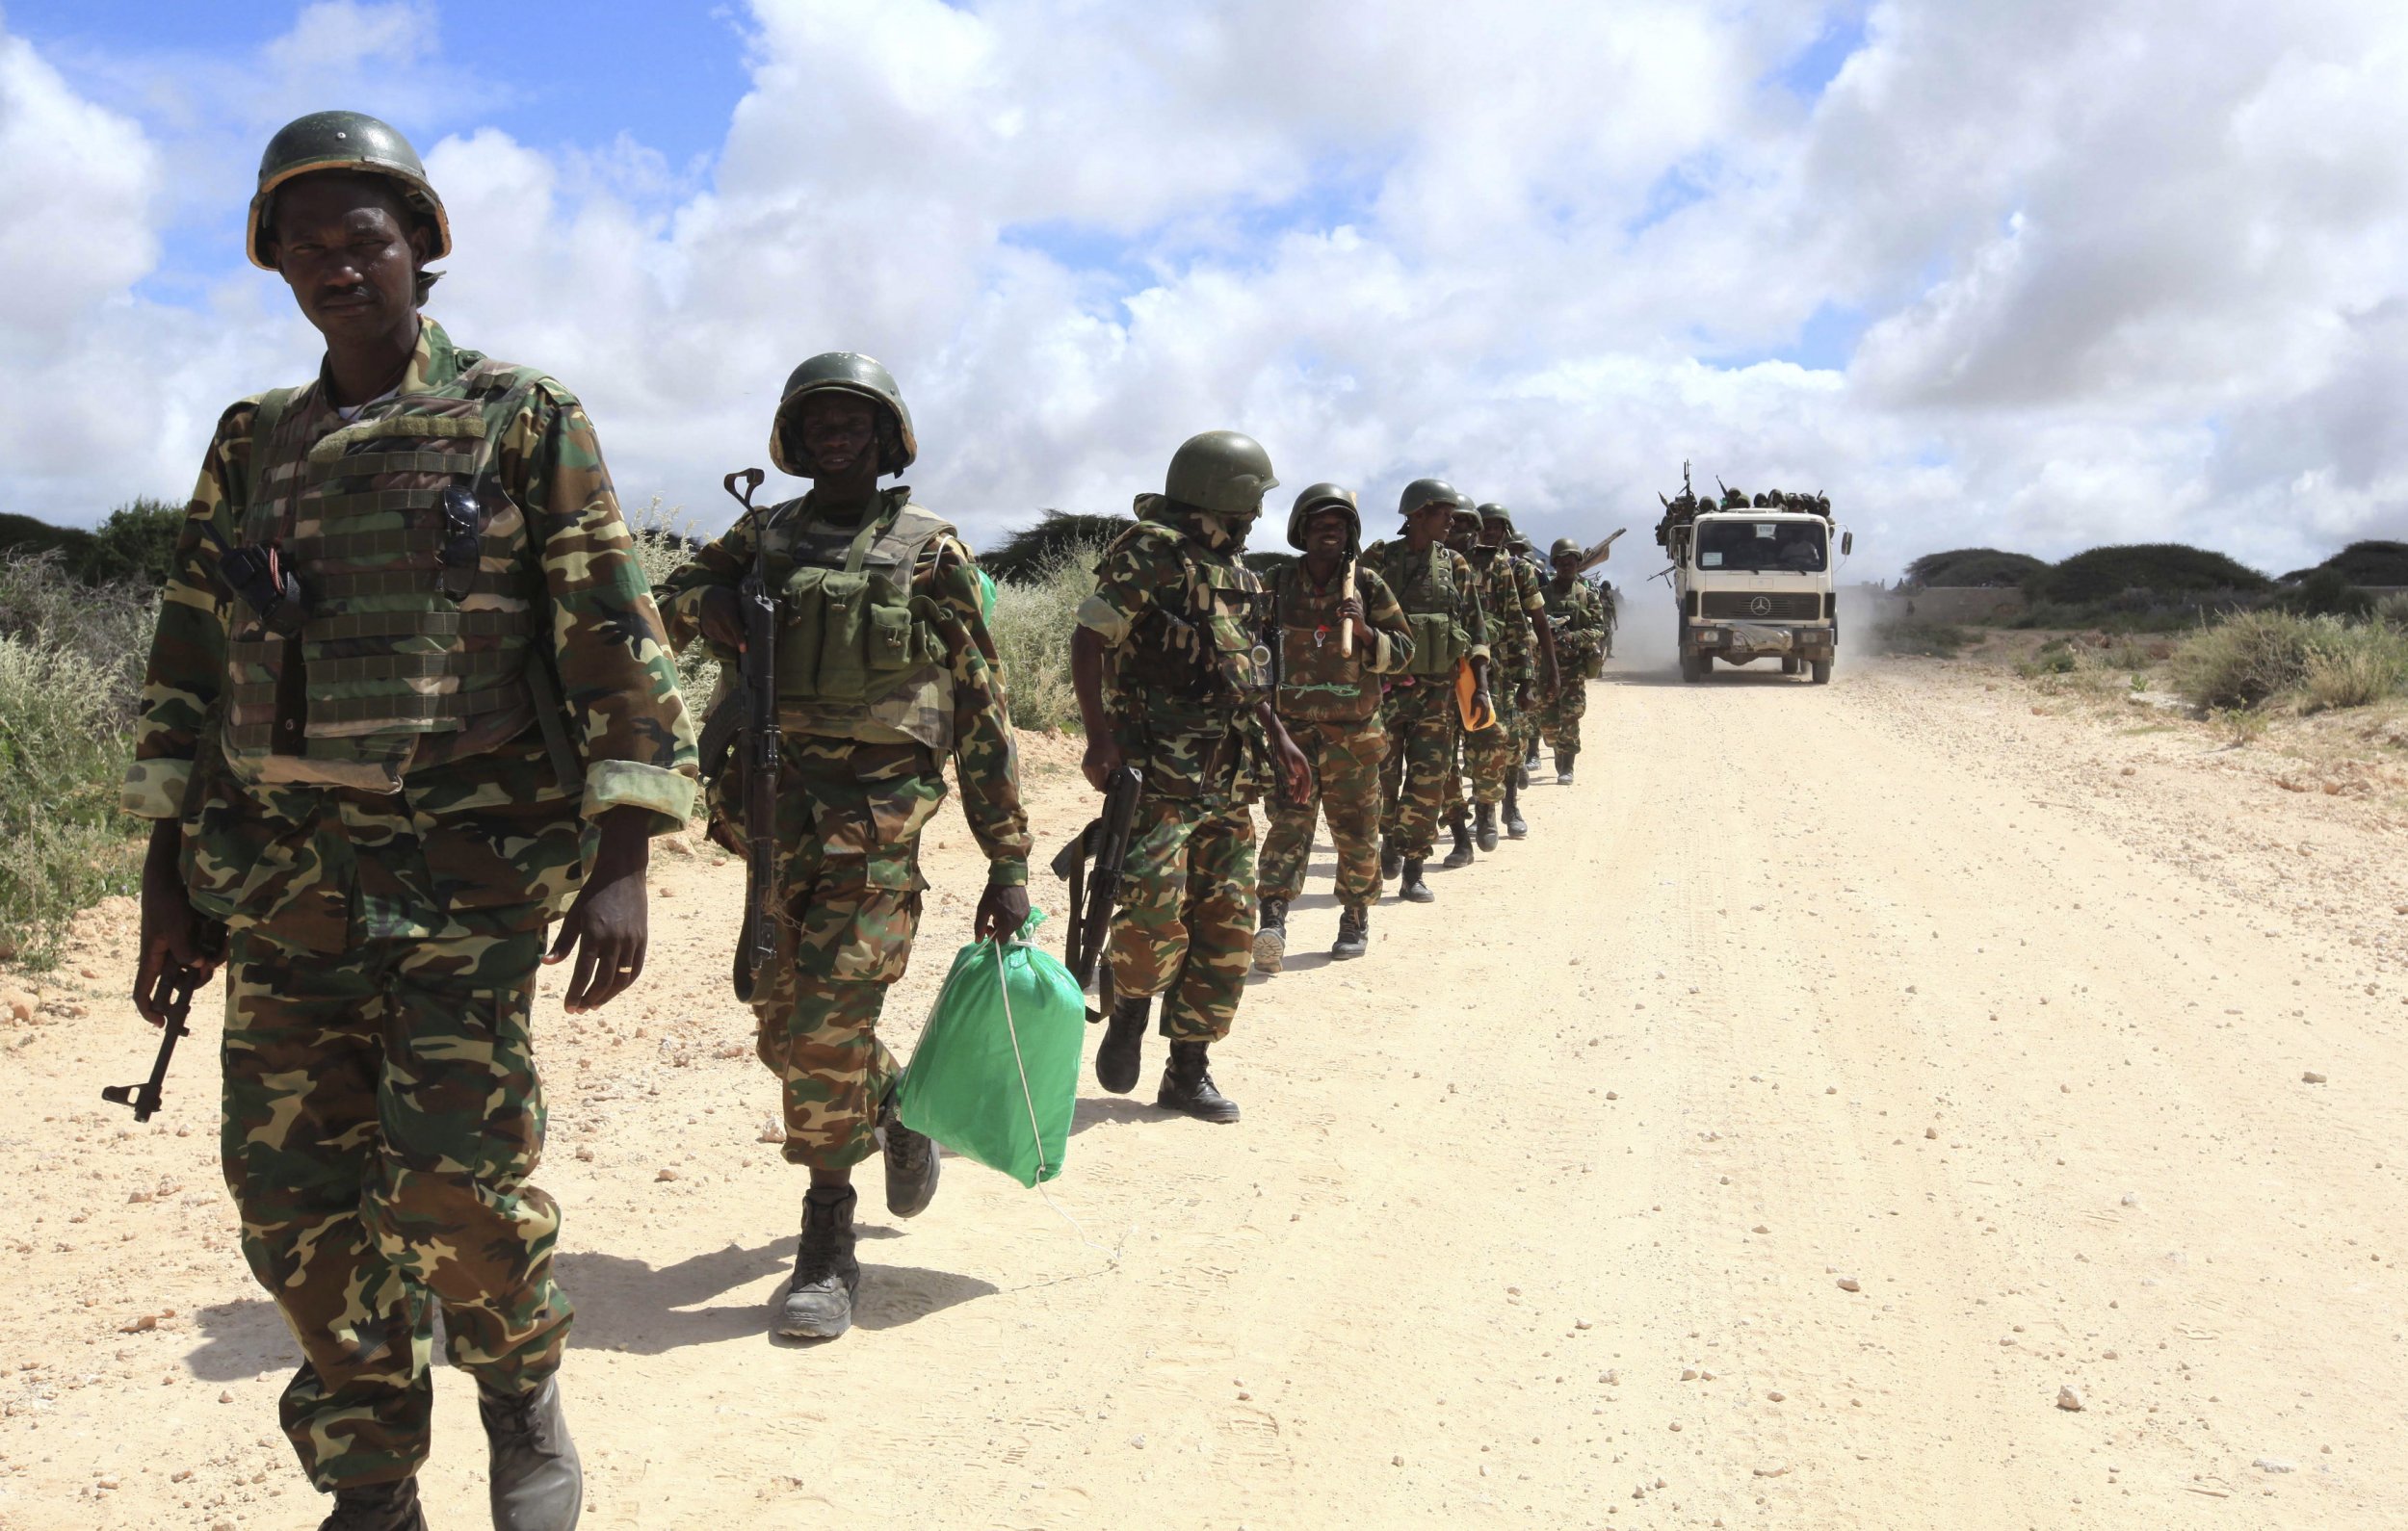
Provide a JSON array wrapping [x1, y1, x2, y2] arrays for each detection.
[[1049, 766, 1142, 1021], [696, 468, 781, 1002], [103, 922, 225, 1123]]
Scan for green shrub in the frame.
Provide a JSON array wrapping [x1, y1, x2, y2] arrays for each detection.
[[2281, 540, 2408, 587], [2298, 627, 2408, 713], [2278, 567, 2375, 618], [2029, 544, 2270, 606], [1875, 617, 1971, 657], [623, 498, 721, 708], [988, 545, 1096, 732], [0, 635, 144, 965], [981, 510, 1132, 584], [0, 512, 94, 566], [75, 499, 186, 586], [1903, 548, 2048, 587], [2170, 611, 2318, 709]]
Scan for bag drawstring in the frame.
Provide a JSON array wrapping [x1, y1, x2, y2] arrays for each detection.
[[989, 927, 1122, 1266]]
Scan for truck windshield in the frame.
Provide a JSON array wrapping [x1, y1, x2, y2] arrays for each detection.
[[1694, 520, 1826, 573]]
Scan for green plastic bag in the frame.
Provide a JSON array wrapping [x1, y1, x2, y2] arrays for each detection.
[[896, 913, 1086, 1187]]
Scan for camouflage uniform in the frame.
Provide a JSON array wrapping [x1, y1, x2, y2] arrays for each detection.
[[1463, 542, 1543, 806], [121, 318, 697, 1491], [1077, 497, 1270, 1042], [1361, 538, 1487, 858], [656, 490, 1029, 1168], [1510, 546, 1549, 767], [1257, 559, 1413, 908], [1541, 574, 1608, 757]]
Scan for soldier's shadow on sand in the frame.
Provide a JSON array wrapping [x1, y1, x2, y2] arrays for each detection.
[[184, 1296, 297, 1382], [559, 1241, 798, 1353], [1067, 1095, 1166, 1137]]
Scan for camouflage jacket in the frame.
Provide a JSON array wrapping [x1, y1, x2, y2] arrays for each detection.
[[1542, 576, 1607, 673], [121, 318, 699, 950], [1469, 545, 1544, 685], [1076, 501, 1271, 804], [1358, 537, 1490, 672], [656, 489, 1032, 885], [1264, 558, 1414, 723]]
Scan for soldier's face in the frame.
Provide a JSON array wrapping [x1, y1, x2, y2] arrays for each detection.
[[1554, 554, 1580, 580], [1479, 517, 1508, 548], [795, 395, 879, 480], [1404, 503, 1452, 545], [1302, 508, 1351, 558], [269, 173, 429, 344], [1447, 516, 1479, 551]]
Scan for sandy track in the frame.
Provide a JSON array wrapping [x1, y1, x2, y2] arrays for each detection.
[[5, 652, 2406, 1529]]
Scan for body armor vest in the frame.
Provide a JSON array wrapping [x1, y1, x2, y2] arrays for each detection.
[[1364, 538, 1466, 679], [767, 489, 956, 752], [1271, 561, 1378, 723], [1105, 516, 1271, 722], [222, 355, 555, 793], [1474, 548, 1533, 673]]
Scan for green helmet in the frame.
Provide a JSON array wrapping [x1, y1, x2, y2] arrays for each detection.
[[1398, 478, 1457, 517], [1478, 502, 1514, 528], [249, 110, 448, 271], [769, 352, 918, 478], [1165, 430, 1277, 518], [1550, 536, 1583, 561], [1285, 482, 1360, 552]]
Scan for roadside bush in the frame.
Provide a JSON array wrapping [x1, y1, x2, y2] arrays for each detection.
[[2278, 567, 2374, 619], [1903, 548, 2048, 587], [1874, 617, 1971, 658], [2028, 544, 2270, 606], [988, 545, 1096, 732], [2281, 540, 2408, 588], [0, 636, 144, 965], [2298, 628, 2408, 714], [982, 510, 1131, 584], [623, 498, 720, 707], [2169, 610, 2408, 714]]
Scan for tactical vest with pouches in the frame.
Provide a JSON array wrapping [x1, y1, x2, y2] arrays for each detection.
[[1366, 538, 1468, 679], [768, 491, 955, 752], [1105, 513, 1272, 727], [1272, 561, 1379, 723], [220, 356, 575, 794]]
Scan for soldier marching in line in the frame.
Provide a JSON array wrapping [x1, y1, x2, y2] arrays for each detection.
[[1539, 537, 1610, 784], [1252, 484, 1415, 971], [1464, 504, 1558, 847], [1070, 433, 1312, 1122], [1507, 532, 1549, 787], [656, 355, 1032, 1342], [1368, 481, 1491, 902], [122, 112, 699, 1531], [1435, 499, 1490, 869]]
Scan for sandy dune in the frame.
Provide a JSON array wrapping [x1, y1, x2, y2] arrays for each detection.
[[5, 650, 2406, 1528]]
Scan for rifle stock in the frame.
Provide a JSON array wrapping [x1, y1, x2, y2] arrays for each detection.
[[103, 921, 225, 1124], [714, 469, 781, 1003], [1053, 766, 1141, 1018]]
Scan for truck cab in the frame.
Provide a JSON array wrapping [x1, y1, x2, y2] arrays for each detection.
[[1672, 510, 1851, 683]]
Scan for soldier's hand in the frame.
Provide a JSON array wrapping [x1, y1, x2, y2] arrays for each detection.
[[1515, 681, 1535, 711], [1081, 733, 1127, 793], [976, 882, 1031, 942], [698, 585, 748, 653], [1274, 734, 1313, 804], [1338, 596, 1374, 651], [133, 823, 218, 1027], [547, 809, 651, 1013]]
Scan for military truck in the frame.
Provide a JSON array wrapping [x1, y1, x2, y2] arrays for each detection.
[[1654, 469, 1853, 684]]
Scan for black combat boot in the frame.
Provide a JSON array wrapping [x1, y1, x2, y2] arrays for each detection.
[[1379, 837, 1401, 880], [1443, 818, 1476, 869], [1503, 782, 1528, 840], [1474, 802, 1500, 852], [1096, 994, 1151, 1094], [776, 1186, 860, 1339], [1252, 897, 1288, 974], [1331, 904, 1369, 960], [1556, 747, 1577, 786], [877, 1089, 939, 1218], [320, 1480, 427, 1531], [1399, 858, 1434, 902], [1157, 1041, 1241, 1123], [478, 1376, 583, 1531]]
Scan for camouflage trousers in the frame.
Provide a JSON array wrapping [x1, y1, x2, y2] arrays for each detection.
[[222, 911, 564, 1492], [1259, 714, 1386, 909], [1377, 679, 1457, 858], [1541, 677, 1589, 753], [1515, 692, 1543, 762], [749, 737, 944, 1172], [1462, 688, 1521, 805], [1108, 791, 1256, 1043]]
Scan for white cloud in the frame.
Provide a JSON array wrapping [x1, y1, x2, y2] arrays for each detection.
[[3, 0, 2407, 582]]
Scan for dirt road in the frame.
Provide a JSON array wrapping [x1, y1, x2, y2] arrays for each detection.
[[7, 651, 2407, 1529]]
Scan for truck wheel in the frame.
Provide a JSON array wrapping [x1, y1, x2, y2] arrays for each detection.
[[1680, 651, 1704, 682], [1810, 660, 1832, 685]]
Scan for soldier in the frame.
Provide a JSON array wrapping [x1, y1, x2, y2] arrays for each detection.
[[1070, 432, 1311, 1122], [1540, 537, 1609, 784], [1253, 484, 1414, 969], [656, 354, 1032, 1342], [121, 113, 697, 1531], [1508, 532, 1547, 786], [1366, 480, 1490, 900], [1466, 504, 1557, 845], [1435, 500, 1486, 869]]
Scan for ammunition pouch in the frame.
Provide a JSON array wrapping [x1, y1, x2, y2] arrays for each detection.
[[1403, 611, 1464, 677]]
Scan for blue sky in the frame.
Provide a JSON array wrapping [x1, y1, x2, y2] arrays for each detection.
[[0, 0, 2401, 581]]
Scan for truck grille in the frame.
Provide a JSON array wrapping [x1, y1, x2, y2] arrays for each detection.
[[1700, 591, 1821, 620]]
